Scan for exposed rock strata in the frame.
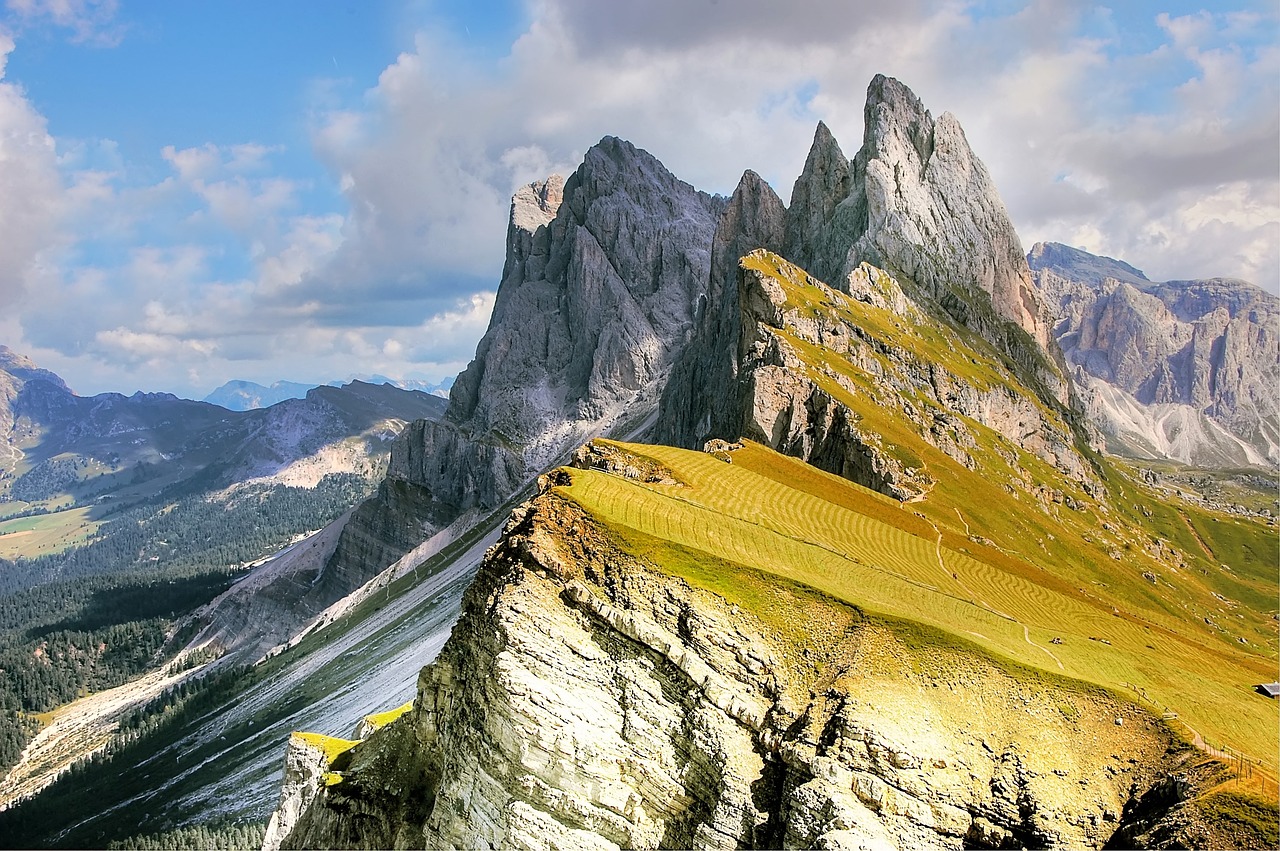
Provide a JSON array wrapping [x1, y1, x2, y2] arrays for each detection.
[[306, 140, 723, 650], [1030, 242, 1279, 466], [664, 248, 1096, 501], [266, 474, 1196, 850]]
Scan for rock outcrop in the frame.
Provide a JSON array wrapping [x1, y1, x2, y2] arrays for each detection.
[[294, 139, 723, 660], [659, 76, 1092, 487], [265, 477, 1196, 850], [783, 77, 1061, 389], [1030, 242, 1279, 467], [663, 249, 1096, 501]]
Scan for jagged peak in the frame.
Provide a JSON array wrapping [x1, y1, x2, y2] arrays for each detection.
[[782, 122, 853, 281], [861, 74, 935, 167], [509, 174, 564, 235], [788, 121, 851, 207], [716, 170, 786, 269]]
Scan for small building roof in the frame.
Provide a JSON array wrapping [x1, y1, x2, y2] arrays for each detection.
[[1256, 683, 1280, 698]]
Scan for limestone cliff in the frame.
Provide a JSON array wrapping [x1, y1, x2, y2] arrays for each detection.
[[264, 459, 1201, 850], [289, 140, 723, 658], [1029, 242, 1279, 467], [784, 77, 1062, 394], [662, 246, 1098, 501]]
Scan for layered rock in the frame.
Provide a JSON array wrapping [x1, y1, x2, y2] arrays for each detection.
[[1030, 242, 1279, 466], [665, 249, 1095, 500], [266, 473, 1195, 850], [785, 77, 1061, 391]]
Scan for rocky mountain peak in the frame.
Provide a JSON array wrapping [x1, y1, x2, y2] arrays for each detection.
[[509, 174, 564, 235], [1029, 244, 1279, 466], [0, 346, 71, 394], [783, 122, 852, 271], [861, 72, 935, 169], [1027, 241, 1149, 288], [655, 169, 785, 448], [847, 76, 1052, 356]]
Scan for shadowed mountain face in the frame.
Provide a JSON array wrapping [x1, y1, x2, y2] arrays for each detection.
[[1030, 242, 1279, 467]]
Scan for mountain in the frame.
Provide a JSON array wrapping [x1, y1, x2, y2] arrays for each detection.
[[346, 374, 455, 398], [1029, 242, 1279, 468], [0, 354, 448, 794], [203, 380, 318, 411], [305, 140, 725, 627], [1, 78, 1274, 850], [256, 78, 1276, 850], [0, 361, 448, 526]]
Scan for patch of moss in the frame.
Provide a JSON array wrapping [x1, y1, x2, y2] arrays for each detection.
[[362, 700, 414, 733], [292, 731, 358, 768]]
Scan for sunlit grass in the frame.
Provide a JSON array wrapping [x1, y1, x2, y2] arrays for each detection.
[[557, 439, 1278, 771], [0, 507, 99, 558]]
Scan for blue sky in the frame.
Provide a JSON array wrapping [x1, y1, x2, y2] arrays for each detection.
[[0, 0, 1276, 397]]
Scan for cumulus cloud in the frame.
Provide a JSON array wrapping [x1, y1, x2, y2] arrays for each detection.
[[5, 0, 1277, 397], [0, 33, 62, 306]]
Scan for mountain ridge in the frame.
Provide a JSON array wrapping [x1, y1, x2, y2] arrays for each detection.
[[259, 77, 1277, 850], [1029, 242, 1278, 468]]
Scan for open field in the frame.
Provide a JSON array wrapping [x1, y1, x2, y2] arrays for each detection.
[[0, 507, 99, 559], [558, 440, 1279, 772]]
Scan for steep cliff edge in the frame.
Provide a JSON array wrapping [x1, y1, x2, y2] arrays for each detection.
[[265, 442, 1274, 850], [1029, 242, 1279, 467], [663, 246, 1098, 502]]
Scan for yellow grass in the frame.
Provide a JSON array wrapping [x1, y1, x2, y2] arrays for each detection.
[[557, 440, 1279, 771]]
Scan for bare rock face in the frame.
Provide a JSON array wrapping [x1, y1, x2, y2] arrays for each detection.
[[711, 250, 1095, 500], [661, 76, 1088, 473], [313, 140, 723, 633], [267, 480, 1192, 850], [1030, 242, 1279, 467], [655, 169, 786, 449], [787, 77, 1059, 382]]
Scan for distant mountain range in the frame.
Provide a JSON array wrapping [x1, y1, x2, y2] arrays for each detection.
[[204, 376, 454, 411], [0, 345, 448, 588], [1029, 242, 1278, 468]]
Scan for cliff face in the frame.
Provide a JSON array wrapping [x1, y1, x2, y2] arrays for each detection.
[[1030, 242, 1279, 467], [265, 467, 1193, 850], [300, 139, 723, 648], [662, 246, 1097, 501], [659, 77, 1085, 472], [783, 77, 1059, 382]]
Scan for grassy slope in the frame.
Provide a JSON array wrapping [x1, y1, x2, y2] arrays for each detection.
[[560, 437, 1276, 772]]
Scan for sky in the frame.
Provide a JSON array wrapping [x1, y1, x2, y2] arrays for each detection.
[[0, 0, 1276, 398]]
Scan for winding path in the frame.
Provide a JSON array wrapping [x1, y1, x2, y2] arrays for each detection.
[[926, 519, 1064, 670]]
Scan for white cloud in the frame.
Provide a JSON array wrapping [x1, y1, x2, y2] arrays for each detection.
[[4, 1, 1277, 398], [0, 33, 63, 307], [4, 0, 122, 46]]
